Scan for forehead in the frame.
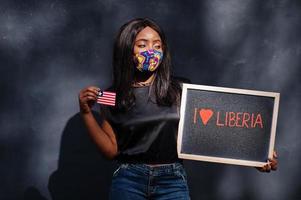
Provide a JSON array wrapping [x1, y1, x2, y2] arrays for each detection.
[[135, 26, 161, 41]]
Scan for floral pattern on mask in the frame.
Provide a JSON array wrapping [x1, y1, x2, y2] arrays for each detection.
[[135, 49, 163, 72]]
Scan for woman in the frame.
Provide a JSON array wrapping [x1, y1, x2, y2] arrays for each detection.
[[78, 18, 277, 200]]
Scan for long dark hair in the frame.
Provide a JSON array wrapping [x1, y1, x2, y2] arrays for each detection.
[[112, 18, 181, 111]]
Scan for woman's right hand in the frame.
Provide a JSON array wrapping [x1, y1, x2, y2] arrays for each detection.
[[78, 86, 100, 114]]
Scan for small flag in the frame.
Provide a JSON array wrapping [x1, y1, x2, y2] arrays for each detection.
[[97, 90, 116, 106]]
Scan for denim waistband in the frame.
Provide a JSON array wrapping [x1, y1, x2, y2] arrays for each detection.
[[117, 162, 184, 176]]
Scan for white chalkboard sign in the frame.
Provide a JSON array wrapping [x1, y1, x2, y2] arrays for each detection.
[[177, 84, 280, 167]]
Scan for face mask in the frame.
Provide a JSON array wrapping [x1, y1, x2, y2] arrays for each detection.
[[134, 49, 163, 72]]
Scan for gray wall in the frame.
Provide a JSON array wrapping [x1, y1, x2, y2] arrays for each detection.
[[1, 0, 300, 199]]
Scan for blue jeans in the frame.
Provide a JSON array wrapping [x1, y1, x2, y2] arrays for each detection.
[[110, 163, 190, 200]]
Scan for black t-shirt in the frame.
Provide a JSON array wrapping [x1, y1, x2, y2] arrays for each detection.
[[100, 85, 181, 164]]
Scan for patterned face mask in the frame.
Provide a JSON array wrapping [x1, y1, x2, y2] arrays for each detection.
[[134, 49, 163, 72]]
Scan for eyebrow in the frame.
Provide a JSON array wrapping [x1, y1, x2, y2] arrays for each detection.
[[135, 38, 162, 43]]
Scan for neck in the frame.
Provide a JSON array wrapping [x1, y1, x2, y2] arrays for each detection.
[[133, 71, 156, 87]]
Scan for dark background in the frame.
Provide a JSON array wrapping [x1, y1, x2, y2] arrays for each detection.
[[1, 0, 300, 199]]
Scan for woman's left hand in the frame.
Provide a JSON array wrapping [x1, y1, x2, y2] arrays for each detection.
[[256, 151, 278, 173]]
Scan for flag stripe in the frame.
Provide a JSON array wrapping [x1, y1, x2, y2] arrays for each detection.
[[97, 100, 115, 104], [101, 94, 116, 98], [97, 96, 115, 101], [97, 100, 115, 105], [98, 102, 115, 106], [102, 92, 116, 96], [97, 97, 115, 101], [99, 102, 115, 106], [97, 101, 115, 105]]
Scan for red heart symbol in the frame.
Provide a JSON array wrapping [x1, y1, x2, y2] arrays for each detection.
[[199, 109, 214, 125]]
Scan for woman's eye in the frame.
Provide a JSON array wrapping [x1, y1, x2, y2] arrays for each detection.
[[138, 44, 146, 48], [154, 45, 161, 49]]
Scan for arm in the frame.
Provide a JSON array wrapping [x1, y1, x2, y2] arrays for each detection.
[[79, 86, 118, 159]]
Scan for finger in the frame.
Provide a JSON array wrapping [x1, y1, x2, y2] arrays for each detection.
[[86, 95, 98, 101], [266, 162, 272, 172], [79, 93, 97, 103], [258, 164, 268, 172], [85, 89, 100, 97], [273, 151, 278, 159], [82, 96, 97, 103], [83, 92, 98, 99], [268, 158, 278, 164], [271, 164, 277, 171], [80, 87, 100, 97], [260, 164, 270, 173], [86, 87, 101, 95], [262, 164, 267, 172], [268, 158, 278, 171]]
